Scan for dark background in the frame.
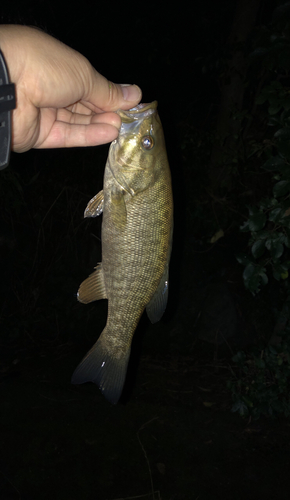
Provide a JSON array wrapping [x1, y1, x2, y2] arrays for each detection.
[[1, 1, 290, 500]]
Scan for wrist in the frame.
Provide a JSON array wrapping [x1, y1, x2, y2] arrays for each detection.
[[0, 25, 28, 83], [0, 46, 15, 169]]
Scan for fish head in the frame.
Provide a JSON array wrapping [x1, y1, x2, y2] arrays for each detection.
[[109, 101, 167, 195]]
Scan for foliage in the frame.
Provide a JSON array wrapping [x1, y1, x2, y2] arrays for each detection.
[[228, 329, 290, 419], [227, 2, 290, 419], [188, 3, 290, 244], [237, 80, 290, 295]]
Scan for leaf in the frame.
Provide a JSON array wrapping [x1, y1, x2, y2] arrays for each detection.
[[254, 229, 272, 240], [248, 213, 266, 231], [240, 220, 250, 232], [243, 264, 268, 293], [197, 386, 212, 392], [281, 216, 290, 229], [282, 260, 290, 271], [210, 229, 224, 243], [275, 131, 290, 157], [263, 156, 287, 171], [273, 268, 282, 280], [274, 128, 290, 142], [243, 263, 256, 281], [248, 205, 259, 216], [268, 116, 281, 127], [236, 253, 251, 265], [279, 142, 290, 158], [260, 272, 268, 285], [275, 126, 290, 138], [282, 232, 290, 248], [269, 208, 283, 222], [251, 47, 269, 60], [231, 400, 249, 416], [273, 180, 290, 197], [255, 358, 265, 369], [265, 239, 284, 259], [251, 240, 265, 258], [273, 2, 290, 21], [269, 103, 282, 115], [281, 101, 290, 121], [232, 351, 246, 363]]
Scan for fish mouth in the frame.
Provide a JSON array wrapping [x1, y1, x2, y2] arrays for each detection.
[[117, 101, 158, 123], [110, 101, 158, 174]]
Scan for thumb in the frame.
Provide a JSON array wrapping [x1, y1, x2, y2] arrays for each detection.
[[86, 69, 142, 112]]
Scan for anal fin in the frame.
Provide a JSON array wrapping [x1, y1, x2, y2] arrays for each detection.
[[77, 263, 107, 303]]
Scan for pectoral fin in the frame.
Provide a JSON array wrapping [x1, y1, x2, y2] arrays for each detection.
[[84, 190, 104, 218], [111, 187, 127, 229], [77, 264, 107, 303], [146, 266, 169, 323]]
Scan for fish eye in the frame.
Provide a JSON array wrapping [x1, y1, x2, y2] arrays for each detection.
[[141, 135, 154, 150]]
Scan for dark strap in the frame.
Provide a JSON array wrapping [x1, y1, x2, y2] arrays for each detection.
[[0, 49, 16, 170]]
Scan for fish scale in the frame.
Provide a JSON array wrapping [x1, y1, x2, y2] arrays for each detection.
[[72, 101, 173, 404]]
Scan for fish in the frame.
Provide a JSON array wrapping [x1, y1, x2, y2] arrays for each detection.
[[71, 101, 173, 404]]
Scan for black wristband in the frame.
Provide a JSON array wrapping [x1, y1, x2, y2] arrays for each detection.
[[0, 49, 16, 170]]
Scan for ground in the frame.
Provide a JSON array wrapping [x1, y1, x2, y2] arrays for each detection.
[[0, 123, 289, 500], [1, 338, 290, 500]]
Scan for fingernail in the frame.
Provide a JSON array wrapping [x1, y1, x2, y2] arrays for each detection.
[[120, 84, 142, 102]]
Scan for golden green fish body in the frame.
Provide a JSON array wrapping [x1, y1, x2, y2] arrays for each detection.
[[72, 101, 173, 403]]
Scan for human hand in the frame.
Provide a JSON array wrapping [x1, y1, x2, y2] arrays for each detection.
[[0, 25, 142, 153]]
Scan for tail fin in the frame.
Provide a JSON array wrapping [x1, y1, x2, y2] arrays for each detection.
[[71, 337, 130, 404]]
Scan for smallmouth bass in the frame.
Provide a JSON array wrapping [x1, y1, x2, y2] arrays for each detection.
[[72, 101, 173, 404]]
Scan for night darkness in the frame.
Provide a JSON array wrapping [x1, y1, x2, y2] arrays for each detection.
[[1, 1, 290, 499]]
